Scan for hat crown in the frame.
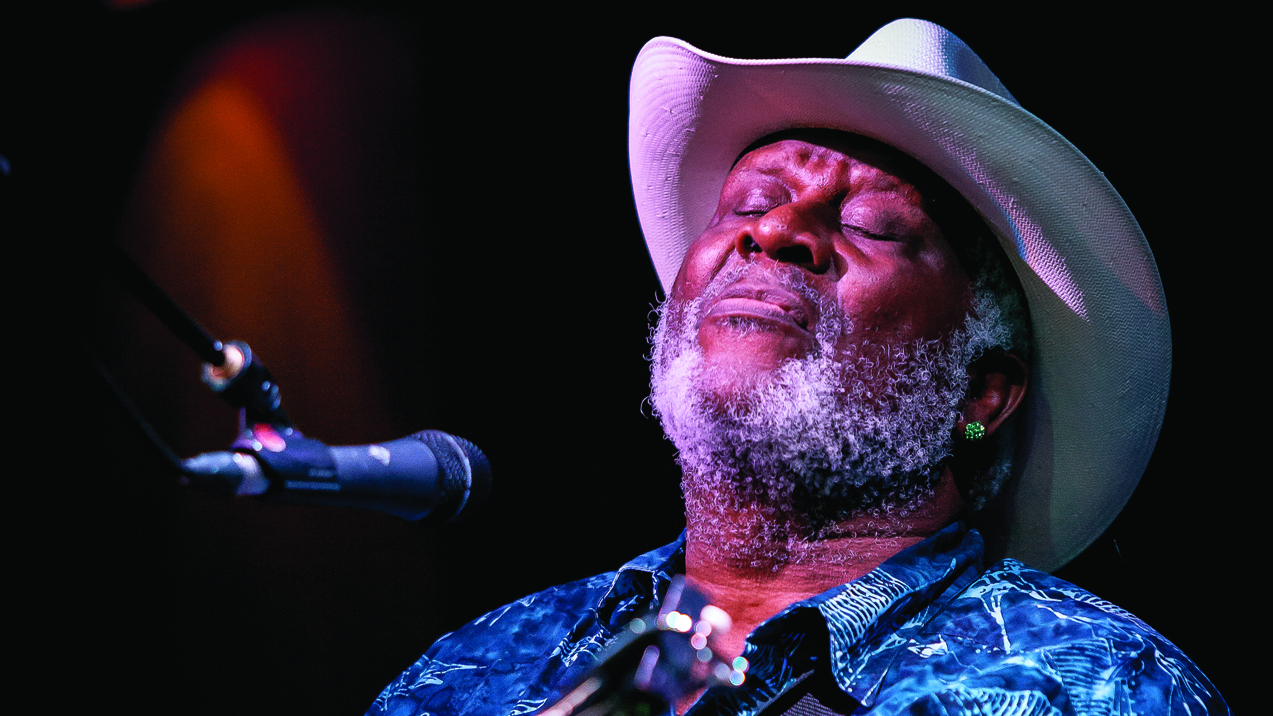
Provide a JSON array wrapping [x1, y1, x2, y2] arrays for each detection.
[[846, 19, 1019, 106]]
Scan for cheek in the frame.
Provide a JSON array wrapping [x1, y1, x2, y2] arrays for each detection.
[[671, 231, 735, 303], [909, 280, 973, 338], [834, 266, 971, 343], [670, 263, 703, 305]]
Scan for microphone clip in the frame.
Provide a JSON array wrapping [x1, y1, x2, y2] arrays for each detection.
[[231, 423, 339, 496], [202, 340, 293, 428]]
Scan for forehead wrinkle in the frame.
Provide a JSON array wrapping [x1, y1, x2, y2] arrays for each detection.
[[735, 142, 854, 194], [798, 146, 854, 193], [734, 145, 800, 178]]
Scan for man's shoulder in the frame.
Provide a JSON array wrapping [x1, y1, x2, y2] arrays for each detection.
[[368, 537, 683, 716], [427, 569, 621, 664], [368, 570, 617, 716], [897, 558, 1228, 715], [930, 558, 1157, 642]]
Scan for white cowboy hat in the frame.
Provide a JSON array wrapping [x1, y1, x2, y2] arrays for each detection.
[[629, 19, 1170, 573]]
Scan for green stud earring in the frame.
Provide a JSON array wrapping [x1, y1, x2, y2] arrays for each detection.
[[964, 421, 986, 441]]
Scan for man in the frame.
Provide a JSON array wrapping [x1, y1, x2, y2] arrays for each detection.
[[370, 20, 1226, 715]]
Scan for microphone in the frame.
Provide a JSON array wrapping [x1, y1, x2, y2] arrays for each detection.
[[182, 428, 492, 523]]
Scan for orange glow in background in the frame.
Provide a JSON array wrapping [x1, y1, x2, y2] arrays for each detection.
[[116, 13, 420, 449]]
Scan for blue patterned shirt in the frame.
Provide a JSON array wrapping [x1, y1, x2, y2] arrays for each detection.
[[369, 523, 1227, 715]]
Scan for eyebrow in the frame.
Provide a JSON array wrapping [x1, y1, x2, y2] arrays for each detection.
[[732, 147, 803, 173]]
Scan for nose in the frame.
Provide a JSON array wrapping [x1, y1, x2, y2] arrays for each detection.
[[735, 200, 834, 274]]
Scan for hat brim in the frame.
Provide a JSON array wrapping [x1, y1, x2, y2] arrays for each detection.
[[629, 37, 1170, 572]]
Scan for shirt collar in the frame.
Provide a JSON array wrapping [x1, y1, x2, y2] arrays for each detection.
[[614, 523, 983, 713], [594, 531, 687, 630], [796, 521, 983, 705]]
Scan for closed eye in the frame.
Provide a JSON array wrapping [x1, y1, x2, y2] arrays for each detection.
[[841, 203, 932, 243], [842, 224, 904, 241], [732, 185, 790, 217]]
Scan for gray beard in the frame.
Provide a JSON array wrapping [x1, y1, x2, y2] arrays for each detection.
[[650, 265, 982, 564]]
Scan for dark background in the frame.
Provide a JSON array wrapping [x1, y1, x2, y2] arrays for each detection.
[[8, 3, 1245, 713]]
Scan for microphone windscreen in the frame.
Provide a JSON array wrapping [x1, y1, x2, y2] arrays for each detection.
[[410, 430, 492, 524]]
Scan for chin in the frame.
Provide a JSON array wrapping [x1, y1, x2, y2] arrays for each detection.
[[697, 316, 817, 372]]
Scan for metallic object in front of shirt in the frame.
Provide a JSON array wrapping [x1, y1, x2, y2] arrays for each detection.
[[543, 575, 746, 716]]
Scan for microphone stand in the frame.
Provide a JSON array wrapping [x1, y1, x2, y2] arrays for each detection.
[[102, 244, 291, 430]]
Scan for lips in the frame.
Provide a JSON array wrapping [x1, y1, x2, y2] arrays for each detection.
[[701, 282, 814, 334]]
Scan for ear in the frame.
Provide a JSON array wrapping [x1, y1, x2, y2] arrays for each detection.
[[956, 349, 1028, 438]]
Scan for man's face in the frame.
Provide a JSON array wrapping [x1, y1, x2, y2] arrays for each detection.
[[669, 136, 973, 389], [651, 134, 987, 536]]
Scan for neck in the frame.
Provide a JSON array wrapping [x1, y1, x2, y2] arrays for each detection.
[[680, 470, 964, 665]]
